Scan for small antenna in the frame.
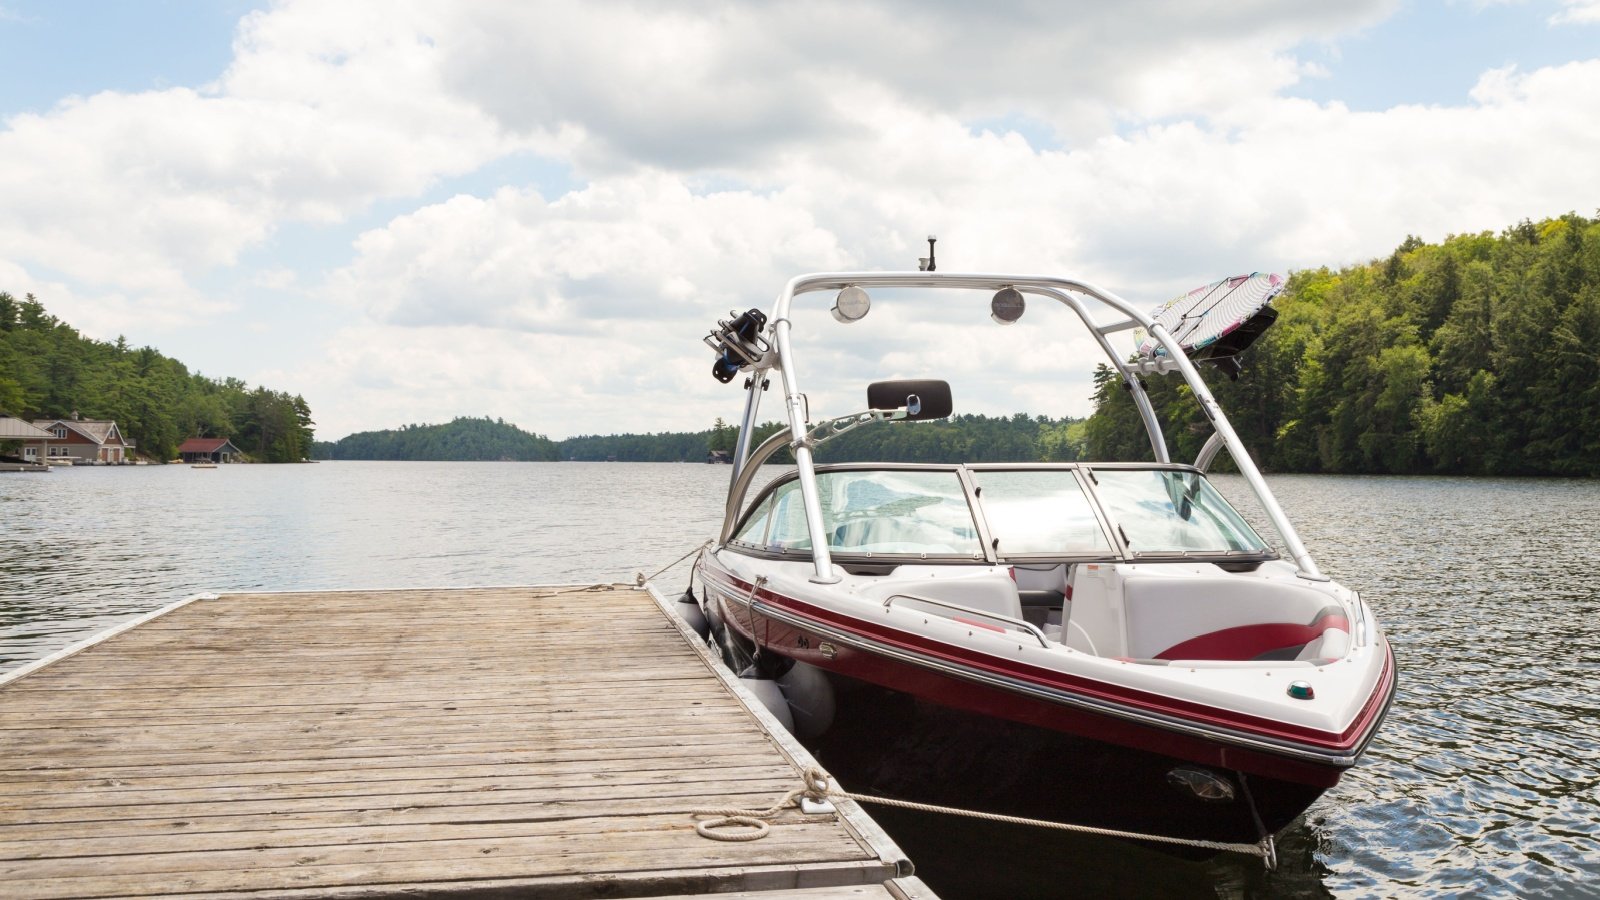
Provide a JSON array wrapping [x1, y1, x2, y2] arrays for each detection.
[[918, 235, 938, 272]]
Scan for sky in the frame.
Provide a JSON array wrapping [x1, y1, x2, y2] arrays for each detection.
[[1, 1, 1597, 441]]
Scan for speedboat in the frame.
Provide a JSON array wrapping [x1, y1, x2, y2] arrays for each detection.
[[686, 266, 1396, 853]]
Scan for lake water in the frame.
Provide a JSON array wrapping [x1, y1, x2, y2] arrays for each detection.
[[2, 462, 1597, 898]]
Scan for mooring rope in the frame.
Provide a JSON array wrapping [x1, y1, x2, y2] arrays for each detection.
[[690, 784, 817, 841], [635, 539, 714, 587], [691, 765, 1275, 865], [537, 584, 624, 597]]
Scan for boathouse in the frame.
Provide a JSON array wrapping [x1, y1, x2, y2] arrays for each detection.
[[178, 437, 241, 464], [0, 416, 54, 463], [28, 415, 129, 463]]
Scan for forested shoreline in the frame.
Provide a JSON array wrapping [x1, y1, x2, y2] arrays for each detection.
[[0, 294, 314, 462], [1084, 213, 1600, 476]]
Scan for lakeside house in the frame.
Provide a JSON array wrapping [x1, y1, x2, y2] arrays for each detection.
[[27, 414, 132, 464], [179, 437, 241, 464], [0, 417, 56, 463]]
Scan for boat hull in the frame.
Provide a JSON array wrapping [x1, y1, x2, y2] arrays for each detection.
[[701, 561, 1395, 840], [812, 670, 1328, 847]]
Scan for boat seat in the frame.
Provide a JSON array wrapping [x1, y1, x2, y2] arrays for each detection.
[[1122, 572, 1348, 661], [1154, 606, 1350, 662], [858, 573, 1025, 623]]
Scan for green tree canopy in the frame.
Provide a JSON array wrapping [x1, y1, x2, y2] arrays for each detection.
[[315, 417, 559, 461], [1081, 213, 1600, 477], [0, 293, 314, 462]]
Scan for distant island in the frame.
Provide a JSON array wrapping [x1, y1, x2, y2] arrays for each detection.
[[312, 414, 1080, 465], [314, 417, 560, 461]]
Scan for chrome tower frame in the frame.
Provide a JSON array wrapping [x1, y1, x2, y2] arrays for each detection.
[[721, 271, 1324, 585]]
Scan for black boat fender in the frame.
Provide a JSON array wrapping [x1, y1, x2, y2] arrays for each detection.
[[739, 675, 796, 734], [673, 588, 710, 640], [778, 660, 836, 739]]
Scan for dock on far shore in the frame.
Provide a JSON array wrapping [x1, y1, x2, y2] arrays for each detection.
[[0, 586, 934, 900], [0, 461, 51, 473]]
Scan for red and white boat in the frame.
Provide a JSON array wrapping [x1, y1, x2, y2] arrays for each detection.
[[688, 267, 1396, 853]]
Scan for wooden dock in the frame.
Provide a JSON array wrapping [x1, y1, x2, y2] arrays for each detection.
[[0, 586, 931, 899], [0, 462, 50, 473]]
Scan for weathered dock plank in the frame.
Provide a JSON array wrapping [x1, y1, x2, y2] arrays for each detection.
[[0, 587, 918, 899]]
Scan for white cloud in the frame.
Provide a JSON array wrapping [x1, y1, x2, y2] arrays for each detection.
[[1550, 0, 1600, 23], [0, 0, 1399, 308], [271, 291, 1112, 439], [1468, 0, 1600, 26], [262, 320, 746, 439], [433, 0, 1395, 167], [0, 1, 525, 306], [326, 176, 851, 333], [0, 260, 209, 338]]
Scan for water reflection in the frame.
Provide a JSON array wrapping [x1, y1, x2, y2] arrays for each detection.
[[2, 464, 1597, 897]]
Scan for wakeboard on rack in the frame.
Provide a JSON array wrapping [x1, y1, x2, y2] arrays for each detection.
[[1135, 272, 1284, 379]]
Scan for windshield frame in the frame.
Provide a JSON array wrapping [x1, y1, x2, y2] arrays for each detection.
[[723, 462, 1279, 566], [726, 463, 992, 564]]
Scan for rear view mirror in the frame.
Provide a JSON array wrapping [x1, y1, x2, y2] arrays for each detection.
[[867, 380, 952, 421]]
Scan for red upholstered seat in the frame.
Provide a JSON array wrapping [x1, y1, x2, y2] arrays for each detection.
[[1156, 609, 1349, 661]]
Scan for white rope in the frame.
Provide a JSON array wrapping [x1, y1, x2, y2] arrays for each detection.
[[689, 765, 1275, 864], [833, 785, 1271, 859], [690, 785, 814, 841], [538, 584, 624, 597], [635, 539, 714, 587], [695, 814, 771, 841]]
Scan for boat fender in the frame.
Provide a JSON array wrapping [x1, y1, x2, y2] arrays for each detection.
[[674, 590, 710, 639], [777, 661, 835, 739], [738, 676, 795, 734], [711, 626, 740, 669]]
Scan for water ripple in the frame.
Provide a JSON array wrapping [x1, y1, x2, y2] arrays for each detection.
[[2, 465, 1597, 897], [1213, 474, 1600, 898]]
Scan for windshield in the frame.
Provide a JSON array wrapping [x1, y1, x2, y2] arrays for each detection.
[[1090, 469, 1269, 554], [971, 469, 1111, 555], [730, 465, 1268, 561], [733, 469, 981, 556]]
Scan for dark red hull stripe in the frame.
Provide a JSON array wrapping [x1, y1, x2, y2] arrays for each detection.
[[703, 568, 1393, 759]]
